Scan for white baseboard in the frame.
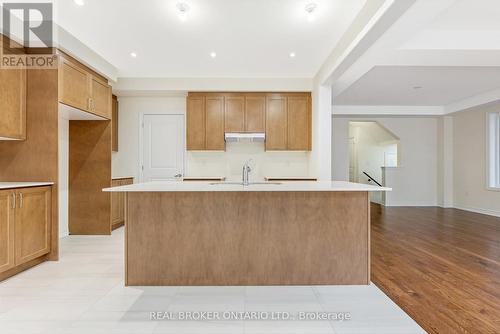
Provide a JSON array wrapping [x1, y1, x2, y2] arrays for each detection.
[[452, 205, 500, 218], [383, 202, 438, 207], [378, 200, 500, 218]]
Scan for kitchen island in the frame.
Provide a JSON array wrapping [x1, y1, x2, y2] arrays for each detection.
[[103, 181, 390, 286]]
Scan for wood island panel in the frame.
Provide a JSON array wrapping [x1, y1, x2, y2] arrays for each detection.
[[125, 191, 369, 286]]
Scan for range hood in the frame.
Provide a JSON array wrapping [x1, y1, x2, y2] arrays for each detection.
[[224, 132, 265, 142]]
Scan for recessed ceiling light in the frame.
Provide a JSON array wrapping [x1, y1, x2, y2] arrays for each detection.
[[210, 52, 217, 58], [305, 2, 318, 22], [130, 52, 137, 58], [74, 0, 85, 6], [176, 2, 190, 22], [289, 52, 296, 58]]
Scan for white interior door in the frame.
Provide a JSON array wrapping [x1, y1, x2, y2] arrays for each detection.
[[141, 114, 184, 182]]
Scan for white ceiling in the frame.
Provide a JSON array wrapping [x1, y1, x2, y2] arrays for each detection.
[[332, 0, 500, 109], [54, 0, 366, 78], [335, 66, 500, 106]]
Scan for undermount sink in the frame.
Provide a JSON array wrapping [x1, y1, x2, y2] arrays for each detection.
[[209, 181, 282, 186]]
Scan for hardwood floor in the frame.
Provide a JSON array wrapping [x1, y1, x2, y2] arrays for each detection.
[[371, 204, 500, 334]]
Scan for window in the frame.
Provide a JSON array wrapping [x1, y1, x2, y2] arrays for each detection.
[[488, 112, 500, 189]]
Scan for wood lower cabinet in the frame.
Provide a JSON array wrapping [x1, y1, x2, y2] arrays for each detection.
[[0, 186, 51, 274], [58, 53, 112, 119], [0, 190, 15, 273], [111, 178, 133, 230], [14, 187, 51, 266]]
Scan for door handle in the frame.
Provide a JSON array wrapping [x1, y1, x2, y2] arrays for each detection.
[[174, 173, 183, 178]]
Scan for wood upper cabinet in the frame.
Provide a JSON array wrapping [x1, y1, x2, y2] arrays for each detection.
[[0, 68, 26, 140], [59, 59, 89, 111], [245, 95, 265, 132], [186, 92, 310, 151], [90, 77, 112, 119], [112, 95, 118, 152], [187, 95, 206, 150], [225, 95, 265, 133], [14, 186, 51, 266], [58, 54, 112, 119], [205, 96, 225, 150], [225, 96, 245, 132], [287, 95, 311, 150], [266, 93, 311, 151], [0, 190, 15, 273], [265, 95, 287, 150]]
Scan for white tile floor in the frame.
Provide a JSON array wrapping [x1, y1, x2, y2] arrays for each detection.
[[0, 228, 426, 334]]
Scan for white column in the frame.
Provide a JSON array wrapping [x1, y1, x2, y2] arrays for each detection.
[[310, 83, 332, 180], [442, 116, 454, 207]]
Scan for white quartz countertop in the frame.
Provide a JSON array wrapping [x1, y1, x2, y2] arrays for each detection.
[[103, 181, 391, 192], [0, 182, 54, 190]]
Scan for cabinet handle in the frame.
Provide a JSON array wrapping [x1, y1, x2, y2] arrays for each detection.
[[11, 193, 15, 209], [91, 98, 94, 111], [19, 193, 23, 208]]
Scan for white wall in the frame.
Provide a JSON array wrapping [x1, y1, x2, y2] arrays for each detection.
[[452, 103, 500, 217], [58, 115, 69, 238], [112, 96, 312, 181], [112, 96, 186, 180], [333, 116, 439, 206], [349, 123, 398, 204]]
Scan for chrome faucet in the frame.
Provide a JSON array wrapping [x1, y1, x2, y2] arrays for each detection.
[[242, 159, 252, 186]]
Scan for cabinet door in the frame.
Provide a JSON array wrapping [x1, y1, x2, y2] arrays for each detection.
[[0, 190, 15, 273], [245, 95, 265, 132], [265, 95, 287, 150], [112, 95, 118, 152], [15, 187, 51, 266], [186, 96, 206, 150], [118, 180, 125, 223], [287, 95, 311, 150], [225, 96, 245, 132], [110, 180, 121, 227], [205, 96, 225, 150], [0, 69, 26, 140], [90, 77, 112, 119], [59, 59, 90, 111]]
